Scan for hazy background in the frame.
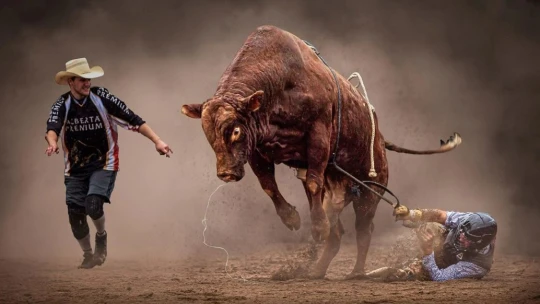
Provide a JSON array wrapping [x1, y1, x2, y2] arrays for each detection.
[[1, 0, 539, 262]]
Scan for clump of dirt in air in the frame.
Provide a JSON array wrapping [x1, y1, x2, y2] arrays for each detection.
[[270, 241, 321, 281]]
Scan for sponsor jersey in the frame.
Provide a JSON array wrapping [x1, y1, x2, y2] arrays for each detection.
[[46, 87, 145, 175]]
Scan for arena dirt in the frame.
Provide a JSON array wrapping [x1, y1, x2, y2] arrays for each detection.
[[1, 238, 539, 304]]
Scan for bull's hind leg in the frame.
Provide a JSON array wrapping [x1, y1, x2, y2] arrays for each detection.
[[305, 121, 331, 242], [308, 179, 347, 279], [249, 152, 301, 230], [345, 186, 384, 280]]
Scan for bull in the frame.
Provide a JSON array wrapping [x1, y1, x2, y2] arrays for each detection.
[[181, 25, 461, 279]]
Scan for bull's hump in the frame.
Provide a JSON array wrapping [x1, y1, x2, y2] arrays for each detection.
[[255, 25, 284, 35], [248, 25, 292, 46]]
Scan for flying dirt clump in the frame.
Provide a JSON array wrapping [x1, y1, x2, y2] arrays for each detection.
[[270, 241, 322, 281]]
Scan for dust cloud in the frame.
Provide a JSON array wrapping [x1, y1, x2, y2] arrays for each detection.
[[1, 0, 539, 265]]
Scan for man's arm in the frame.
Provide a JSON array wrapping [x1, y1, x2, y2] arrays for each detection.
[[138, 123, 161, 144], [94, 87, 146, 130], [417, 209, 448, 225], [45, 130, 59, 144], [394, 206, 448, 225], [94, 87, 173, 157], [45, 96, 66, 156], [397, 206, 476, 231]]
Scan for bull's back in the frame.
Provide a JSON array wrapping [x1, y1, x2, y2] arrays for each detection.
[[255, 26, 385, 151]]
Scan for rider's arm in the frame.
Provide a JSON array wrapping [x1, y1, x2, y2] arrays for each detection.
[[416, 209, 448, 225]]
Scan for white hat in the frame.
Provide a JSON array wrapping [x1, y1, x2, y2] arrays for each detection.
[[55, 58, 104, 85]]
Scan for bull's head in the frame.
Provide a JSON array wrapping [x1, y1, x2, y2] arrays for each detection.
[[181, 90, 264, 183]]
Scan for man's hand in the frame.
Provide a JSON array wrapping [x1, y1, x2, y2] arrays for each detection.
[[45, 143, 60, 156], [393, 204, 423, 223], [393, 205, 410, 221], [155, 139, 173, 158], [416, 226, 435, 256], [138, 124, 173, 158], [44, 133, 59, 156]]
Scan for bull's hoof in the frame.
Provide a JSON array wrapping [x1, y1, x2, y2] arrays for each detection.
[[345, 271, 369, 280], [306, 268, 327, 280], [277, 204, 301, 231], [305, 263, 329, 280], [310, 216, 330, 242]]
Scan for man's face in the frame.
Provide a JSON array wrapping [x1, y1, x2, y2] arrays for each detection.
[[69, 77, 91, 97], [458, 231, 472, 248]]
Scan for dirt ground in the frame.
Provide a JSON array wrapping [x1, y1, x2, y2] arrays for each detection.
[[1, 241, 539, 304]]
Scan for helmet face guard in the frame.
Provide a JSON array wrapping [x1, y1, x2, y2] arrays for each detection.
[[444, 212, 497, 255]]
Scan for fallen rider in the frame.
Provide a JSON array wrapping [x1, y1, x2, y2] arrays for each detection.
[[366, 206, 497, 282]]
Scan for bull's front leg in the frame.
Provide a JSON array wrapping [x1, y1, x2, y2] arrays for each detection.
[[306, 122, 331, 242], [248, 151, 301, 231]]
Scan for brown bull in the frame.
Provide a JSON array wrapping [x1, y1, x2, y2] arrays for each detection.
[[181, 25, 461, 279]]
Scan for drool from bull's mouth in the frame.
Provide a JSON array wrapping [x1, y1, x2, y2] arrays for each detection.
[[202, 183, 247, 282]]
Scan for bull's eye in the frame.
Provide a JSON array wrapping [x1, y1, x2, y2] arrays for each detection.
[[231, 127, 241, 142]]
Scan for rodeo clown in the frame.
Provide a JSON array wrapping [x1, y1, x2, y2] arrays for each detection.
[[45, 58, 173, 269], [365, 205, 498, 282]]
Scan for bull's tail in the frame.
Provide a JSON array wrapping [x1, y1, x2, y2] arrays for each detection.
[[384, 132, 462, 155]]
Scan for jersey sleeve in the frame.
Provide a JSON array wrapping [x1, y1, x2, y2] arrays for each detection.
[[92, 87, 146, 131], [46, 95, 67, 135]]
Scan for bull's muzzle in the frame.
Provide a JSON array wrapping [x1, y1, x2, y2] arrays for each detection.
[[217, 171, 243, 182]]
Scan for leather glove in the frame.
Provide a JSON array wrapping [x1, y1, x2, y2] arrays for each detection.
[[393, 204, 423, 222]]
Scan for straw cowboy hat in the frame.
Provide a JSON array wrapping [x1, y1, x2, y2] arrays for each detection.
[[55, 58, 104, 85]]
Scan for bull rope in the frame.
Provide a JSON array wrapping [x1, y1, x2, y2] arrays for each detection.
[[347, 72, 377, 178], [303, 40, 401, 208]]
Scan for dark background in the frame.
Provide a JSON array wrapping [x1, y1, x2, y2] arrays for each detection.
[[1, 0, 539, 260]]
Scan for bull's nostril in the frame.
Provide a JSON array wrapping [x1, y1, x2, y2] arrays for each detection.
[[218, 172, 241, 182], [218, 172, 235, 182]]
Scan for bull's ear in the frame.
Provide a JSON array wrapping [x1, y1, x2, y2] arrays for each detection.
[[181, 103, 203, 119], [243, 90, 264, 112]]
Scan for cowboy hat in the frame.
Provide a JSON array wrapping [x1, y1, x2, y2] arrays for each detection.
[[55, 58, 104, 85]]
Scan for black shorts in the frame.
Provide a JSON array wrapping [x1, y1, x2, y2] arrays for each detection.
[[64, 169, 117, 207]]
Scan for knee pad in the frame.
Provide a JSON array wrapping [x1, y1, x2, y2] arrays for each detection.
[[68, 204, 89, 240], [85, 194, 104, 220]]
